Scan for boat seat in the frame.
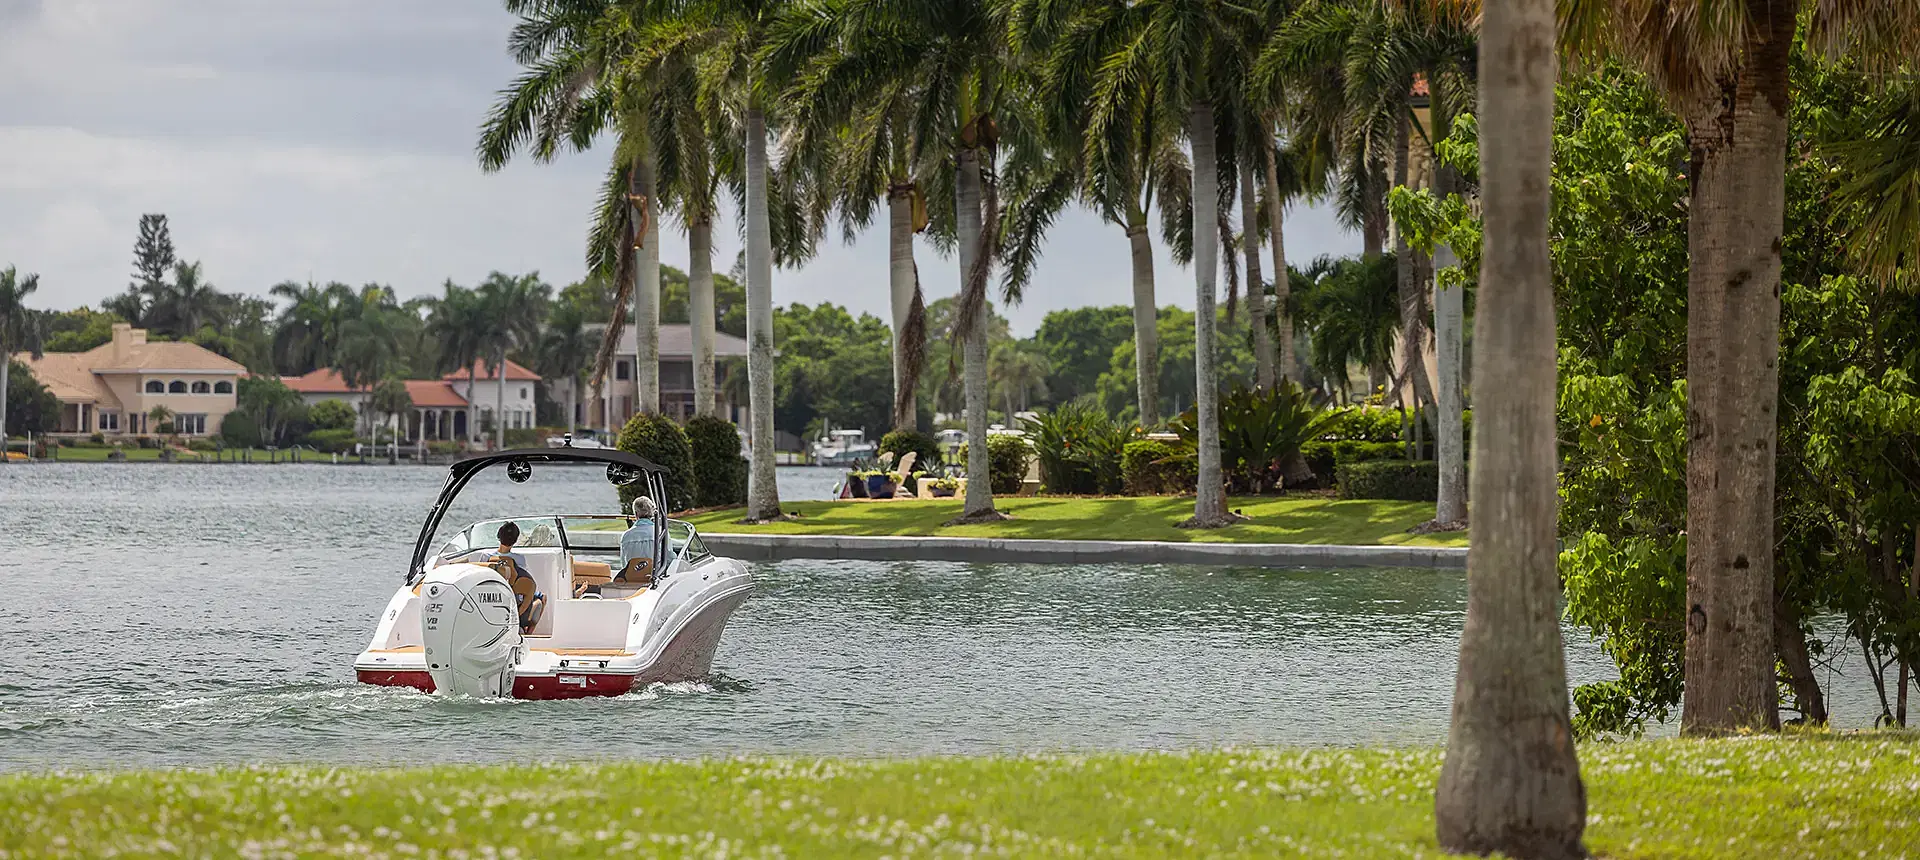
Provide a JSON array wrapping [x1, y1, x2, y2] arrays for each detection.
[[487, 555, 546, 633], [571, 557, 612, 598], [615, 556, 654, 587]]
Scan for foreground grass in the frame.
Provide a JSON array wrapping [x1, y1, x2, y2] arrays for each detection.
[[687, 495, 1468, 547], [5, 737, 1914, 858]]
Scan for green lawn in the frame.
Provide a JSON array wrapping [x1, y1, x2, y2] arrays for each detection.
[[3, 737, 1914, 857], [686, 495, 1469, 547], [32, 447, 282, 462]]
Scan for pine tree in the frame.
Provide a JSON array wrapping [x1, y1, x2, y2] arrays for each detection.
[[131, 214, 175, 296]]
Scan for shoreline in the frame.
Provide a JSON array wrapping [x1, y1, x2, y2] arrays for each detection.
[[701, 532, 1467, 569]]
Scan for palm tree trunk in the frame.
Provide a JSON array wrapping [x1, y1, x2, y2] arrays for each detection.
[[1392, 115, 1436, 417], [888, 185, 918, 430], [1680, 0, 1793, 736], [494, 347, 507, 450], [1434, 240, 1467, 525], [635, 152, 662, 416], [1433, 0, 1585, 854], [1125, 217, 1159, 424], [1239, 161, 1274, 389], [1263, 142, 1293, 382], [1185, 99, 1231, 527], [690, 211, 718, 417], [744, 102, 782, 521], [566, 376, 578, 440], [957, 145, 996, 517]]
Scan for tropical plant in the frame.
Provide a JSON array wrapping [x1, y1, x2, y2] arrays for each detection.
[[368, 378, 414, 460], [308, 399, 357, 433], [1171, 383, 1341, 494], [1293, 254, 1399, 396], [1019, 399, 1132, 495], [0, 267, 45, 446], [425, 281, 487, 448], [988, 342, 1050, 419], [877, 429, 941, 472], [955, 434, 1031, 496], [1433, 0, 1585, 853], [475, 272, 551, 450], [537, 301, 595, 440], [269, 281, 352, 376]]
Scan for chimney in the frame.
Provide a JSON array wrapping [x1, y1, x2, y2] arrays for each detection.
[[109, 324, 147, 364]]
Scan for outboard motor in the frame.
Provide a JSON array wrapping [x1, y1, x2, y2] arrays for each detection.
[[418, 564, 522, 697]]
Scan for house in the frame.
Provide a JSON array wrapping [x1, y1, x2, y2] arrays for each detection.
[[13, 323, 244, 437], [583, 323, 752, 427], [282, 359, 539, 442]]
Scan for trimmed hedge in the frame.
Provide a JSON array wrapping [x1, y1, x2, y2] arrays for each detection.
[[685, 415, 748, 508], [617, 413, 697, 513], [1336, 460, 1438, 502], [301, 428, 355, 453], [220, 412, 261, 449], [1301, 440, 1405, 487], [956, 434, 1031, 496], [1121, 439, 1196, 495]]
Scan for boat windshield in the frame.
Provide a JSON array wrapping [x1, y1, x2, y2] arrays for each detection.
[[433, 515, 696, 561]]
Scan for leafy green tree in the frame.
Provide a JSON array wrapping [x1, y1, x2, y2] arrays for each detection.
[[368, 378, 413, 462], [616, 412, 696, 512], [235, 376, 306, 448], [4, 361, 57, 438], [42, 307, 122, 352], [1030, 306, 1132, 405], [426, 281, 487, 447], [475, 272, 551, 450], [988, 341, 1049, 419], [107, 213, 175, 326], [308, 399, 357, 432], [772, 302, 894, 438], [0, 267, 45, 445], [685, 414, 749, 506]]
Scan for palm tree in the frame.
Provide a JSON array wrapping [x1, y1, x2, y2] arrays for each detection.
[[989, 342, 1050, 418], [1058, 0, 1254, 528], [538, 302, 596, 439], [426, 282, 487, 449], [269, 281, 353, 375], [1562, 0, 1919, 735], [148, 260, 223, 338], [369, 378, 413, 464], [335, 285, 404, 437], [1296, 254, 1399, 397], [1, 267, 45, 452], [476, 272, 551, 451], [1432, 0, 1585, 853]]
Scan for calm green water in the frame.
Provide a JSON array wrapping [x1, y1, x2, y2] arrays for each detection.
[[0, 463, 1882, 771]]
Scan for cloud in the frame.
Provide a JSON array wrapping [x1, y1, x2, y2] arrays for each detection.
[[0, 0, 1361, 336]]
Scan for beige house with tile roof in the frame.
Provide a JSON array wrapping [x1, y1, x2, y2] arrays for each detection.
[[14, 323, 245, 437]]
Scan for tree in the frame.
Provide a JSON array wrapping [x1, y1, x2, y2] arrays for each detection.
[[1294, 254, 1400, 397], [270, 281, 355, 376], [1, 267, 46, 449], [1560, 0, 1919, 736], [4, 360, 58, 439], [476, 272, 551, 450], [1432, 0, 1585, 854], [110, 213, 176, 326], [149, 260, 222, 338], [989, 342, 1049, 418], [426, 281, 487, 449], [369, 378, 414, 463], [235, 376, 305, 448], [1031, 306, 1134, 407], [538, 302, 596, 439]]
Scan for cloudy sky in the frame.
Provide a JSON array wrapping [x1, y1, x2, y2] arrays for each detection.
[[0, 0, 1361, 335]]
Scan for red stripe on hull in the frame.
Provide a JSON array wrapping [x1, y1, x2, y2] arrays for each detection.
[[356, 669, 634, 699]]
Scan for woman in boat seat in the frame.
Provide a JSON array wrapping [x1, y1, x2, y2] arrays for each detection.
[[466, 521, 545, 633]]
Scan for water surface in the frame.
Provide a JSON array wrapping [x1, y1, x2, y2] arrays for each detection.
[[0, 463, 1884, 771]]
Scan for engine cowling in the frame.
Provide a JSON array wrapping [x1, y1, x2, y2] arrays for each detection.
[[418, 563, 522, 697]]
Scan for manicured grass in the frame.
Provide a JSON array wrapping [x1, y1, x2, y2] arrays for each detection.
[[31, 447, 281, 462], [3, 737, 1914, 857], [686, 495, 1469, 547]]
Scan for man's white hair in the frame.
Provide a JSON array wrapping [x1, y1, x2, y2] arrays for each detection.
[[631, 496, 657, 517]]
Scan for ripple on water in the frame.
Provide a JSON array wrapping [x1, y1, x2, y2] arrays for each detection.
[[0, 463, 1893, 771]]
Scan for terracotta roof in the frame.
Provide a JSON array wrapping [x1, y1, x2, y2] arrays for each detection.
[[404, 380, 469, 408], [11, 352, 115, 404], [282, 368, 361, 394], [1411, 74, 1429, 98], [92, 340, 245, 373], [602, 323, 751, 359], [444, 358, 540, 382]]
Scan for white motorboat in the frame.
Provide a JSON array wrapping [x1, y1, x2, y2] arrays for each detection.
[[354, 448, 754, 699], [810, 428, 877, 467]]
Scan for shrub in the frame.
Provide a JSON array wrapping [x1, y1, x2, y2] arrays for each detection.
[[504, 428, 544, 448], [1172, 383, 1342, 494], [1330, 407, 1404, 442], [88, 432, 105, 445], [616, 413, 696, 513], [1300, 440, 1406, 486], [685, 415, 748, 508], [309, 399, 357, 432], [878, 429, 940, 471], [220, 412, 261, 449], [1336, 460, 1438, 501], [1121, 439, 1197, 495], [302, 428, 356, 453], [1020, 400, 1131, 495], [134, 435, 159, 450], [187, 439, 218, 453], [955, 434, 1031, 496], [427, 440, 464, 455]]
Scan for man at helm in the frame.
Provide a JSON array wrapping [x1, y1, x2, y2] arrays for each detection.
[[619, 496, 659, 581]]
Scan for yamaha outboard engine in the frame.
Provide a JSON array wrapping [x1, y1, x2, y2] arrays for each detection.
[[418, 564, 522, 697]]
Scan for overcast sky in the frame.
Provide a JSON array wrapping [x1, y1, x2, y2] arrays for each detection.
[[0, 0, 1361, 336]]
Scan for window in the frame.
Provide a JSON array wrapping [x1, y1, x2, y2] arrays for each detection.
[[190, 381, 211, 394], [168, 381, 187, 394], [145, 380, 164, 394], [176, 413, 208, 435], [98, 411, 120, 432], [520, 387, 529, 400], [213, 381, 233, 394], [615, 360, 631, 381]]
